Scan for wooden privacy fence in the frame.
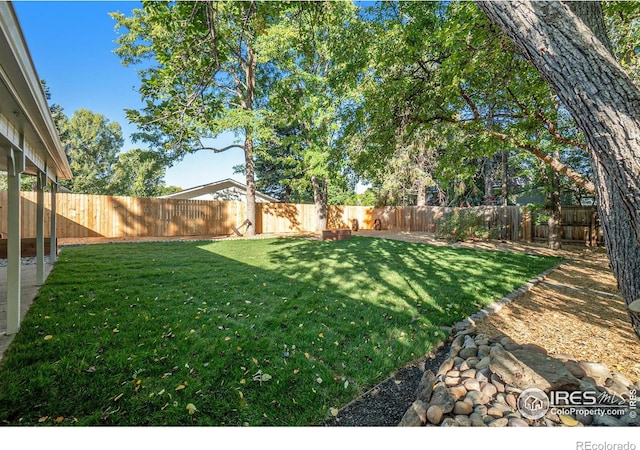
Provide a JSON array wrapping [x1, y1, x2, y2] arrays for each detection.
[[528, 205, 603, 246], [373, 205, 522, 241], [0, 191, 601, 245], [0, 192, 246, 238]]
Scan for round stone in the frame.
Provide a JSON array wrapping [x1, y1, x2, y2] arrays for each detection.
[[500, 337, 514, 346], [445, 376, 461, 387], [453, 401, 474, 415], [459, 347, 478, 359], [463, 335, 477, 348], [491, 402, 513, 414], [475, 368, 490, 383], [466, 357, 480, 368], [469, 412, 486, 427], [477, 345, 492, 359], [495, 392, 508, 405], [508, 417, 529, 427], [475, 356, 491, 370], [426, 405, 443, 425], [454, 415, 472, 426], [482, 383, 498, 398], [506, 393, 517, 409], [487, 406, 504, 418], [462, 378, 481, 392], [449, 384, 468, 400], [441, 417, 459, 427], [460, 369, 476, 379], [446, 370, 461, 378], [466, 390, 491, 406], [473, 405, 488, 416], [578, 361, 612, 385], [488, 417, 509, 427]]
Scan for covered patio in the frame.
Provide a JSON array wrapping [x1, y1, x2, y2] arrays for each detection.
[[0, 3, 72, 338]]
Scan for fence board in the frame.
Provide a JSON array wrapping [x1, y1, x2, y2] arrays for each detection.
[[0, 191, 602, 245]]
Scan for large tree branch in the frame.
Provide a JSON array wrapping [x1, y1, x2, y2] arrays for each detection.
[[413, 113, 596, 193], [485, 129, 595, 193], [196, 144, 245, 153]]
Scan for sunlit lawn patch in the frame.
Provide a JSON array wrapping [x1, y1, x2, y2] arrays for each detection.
[[0, 237, 560, 425]]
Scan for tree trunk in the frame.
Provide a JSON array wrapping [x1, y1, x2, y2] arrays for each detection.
[[477, 0, 640, 338], [416, 179, 426, 207], [244, 133, 257, 236], [484, 155, 494, 204], [548, 150, 562, 250], [501, 150, 508, 240], [312, 175, 328, 232], [241, 20, 258, 236]]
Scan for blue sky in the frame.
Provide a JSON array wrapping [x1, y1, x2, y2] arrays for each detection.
[[14, 1, 245, 190]]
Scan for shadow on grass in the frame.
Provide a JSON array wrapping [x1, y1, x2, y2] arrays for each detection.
[[0, 237, 560, 427]]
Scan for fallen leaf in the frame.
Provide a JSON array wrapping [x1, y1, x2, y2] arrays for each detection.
[[186, 403, 197, 415], [175, 384, 186, 391], [238, 391, 244, 399], [44, 335, 53, 340], [344, 380, 349, 389], [189, 329, 196, 334], [316, 377, 323, 384], [330, 408, 339, 417], [114, 393, 124, 402], [112, 328, 119, 333], [293, 369, 300, 374], [86, 366, 96, 373], [261, 373, 272, 382], [38, 416, 49, 423], [252, 357, 259, 365], [224, 336, 231, 341], [54, 416, 64, 424], [559, 415, 579, 427], [240, 378, 246, 384], [304, 352, 310, 359], [318, 333, 324, 338]]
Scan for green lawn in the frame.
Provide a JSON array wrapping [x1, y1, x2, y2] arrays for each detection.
[[0, 237, 560, 426]]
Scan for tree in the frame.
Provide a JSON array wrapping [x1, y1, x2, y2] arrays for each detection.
[[256, 2, 357, 231], [112, 1, 281, 235], [111, 149, 168, 197], [339, 2, 593, 212], [60, 109, 122, 195], [476, 1, 640, 337]]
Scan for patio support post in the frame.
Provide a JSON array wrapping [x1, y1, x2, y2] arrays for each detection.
[[36, 169, 46, 285], [50, 182, 57, 262], [7, 146, 25, 335]]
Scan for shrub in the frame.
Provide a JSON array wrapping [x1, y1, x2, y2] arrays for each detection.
[[435, 210, 493, 241]]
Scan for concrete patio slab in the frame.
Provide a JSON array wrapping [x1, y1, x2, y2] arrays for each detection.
[[0, 263, 53, 363]]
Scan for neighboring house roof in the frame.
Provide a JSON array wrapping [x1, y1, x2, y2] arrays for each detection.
[[159, 178, 278, 203]]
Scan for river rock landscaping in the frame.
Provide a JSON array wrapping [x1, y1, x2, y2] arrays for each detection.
[[399, 327, 640, 427]]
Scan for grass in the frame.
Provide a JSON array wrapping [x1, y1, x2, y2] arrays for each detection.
[[0, 236, 560, 426]]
